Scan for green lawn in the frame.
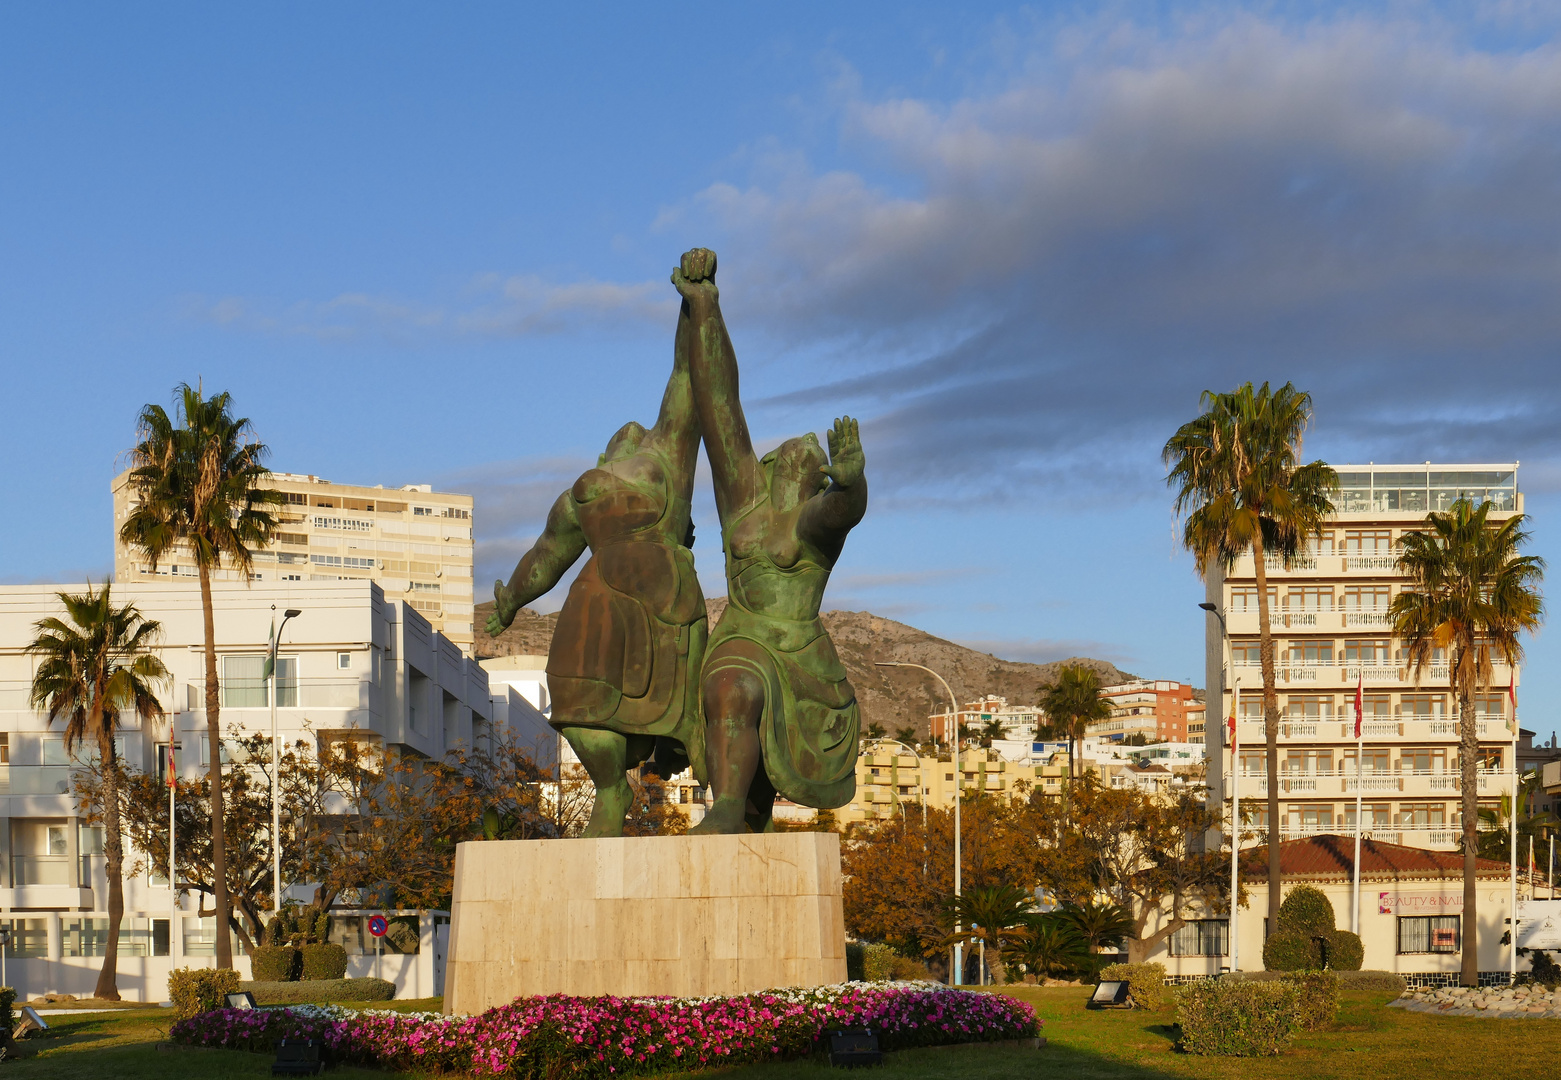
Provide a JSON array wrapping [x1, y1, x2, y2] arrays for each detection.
[[8, 987, 1559, 1079]]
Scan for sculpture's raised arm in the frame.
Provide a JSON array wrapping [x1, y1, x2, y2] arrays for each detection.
[[639, 279, 701, 499], [799, 416, 868, 558], [486, 490, 587, 635], [671, 248, 762, 521]]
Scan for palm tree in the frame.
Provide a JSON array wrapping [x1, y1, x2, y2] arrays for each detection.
[[28, 583, 169, 1000], [1163, 382, 1337, 931], [1476, 770, 1556, 862], [1038, 665, 1112, 814], [1011, 915, 1089, 981], [1390, 498, 1543, 987], [928, 884, 1036, 984], [119, 384, 281, 968], [1061, 899, 1134, 956]]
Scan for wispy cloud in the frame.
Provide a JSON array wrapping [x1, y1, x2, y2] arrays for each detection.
[[955, 636, 1139, 670]]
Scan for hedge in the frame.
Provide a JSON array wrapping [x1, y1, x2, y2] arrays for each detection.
[[1289, 970, 1340, 1030], [1098, 962, 1167, 1010], [1228, 969, 1403, 995], [239, 978, 395, 1005], [301, 943, 349, 981], [250, 945, 301, 982], [1178, 979, 1299, 1056], [169, 967, 242, 1020]]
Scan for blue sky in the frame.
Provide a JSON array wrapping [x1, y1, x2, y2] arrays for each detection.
[[3, 3, 1561, 732]]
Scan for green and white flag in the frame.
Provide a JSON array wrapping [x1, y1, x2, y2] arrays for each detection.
[[262, 616, 276, 679]]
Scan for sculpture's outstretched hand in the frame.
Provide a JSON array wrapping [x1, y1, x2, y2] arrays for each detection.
[[487, 580, 518, 636], [671, 247, 719, 305], [820, 416, 864, 489]]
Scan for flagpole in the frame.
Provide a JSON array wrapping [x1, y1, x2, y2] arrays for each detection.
[[1352, 672, 1364, 936], [1229, 678, 1240, 973], [1510, 681, 1519, 984], [168, 736, 178, 968]]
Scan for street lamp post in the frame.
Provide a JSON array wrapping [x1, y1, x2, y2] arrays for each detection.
[[1200, 602, 1239, 972], [864, 737, 927, 876], [876, 662, 961, 985], [269, 607, 302, 918]]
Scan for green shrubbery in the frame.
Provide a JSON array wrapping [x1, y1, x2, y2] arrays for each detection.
[[301, 943, 349, 980], [845, 942, 865, 981], [863, 943, 896, 982], [1288, 970, 1340, 1030], [848, 942, 932, 982], [0, 986, 14, 1034], [169, 967, 241, 1020], [1262, 885, 1363, 971], [1098, 962, 1168, 1010], [239, 977, 395, 1004], [1526, 950, 1561, 989], [1177, 979, 1300, 1056], [249, 945, 301, 982]]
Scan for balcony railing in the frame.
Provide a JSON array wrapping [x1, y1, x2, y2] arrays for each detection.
[[186, 678, 369, 711], [1345, 555, 1399, 571], [0, 766, 74, 796]]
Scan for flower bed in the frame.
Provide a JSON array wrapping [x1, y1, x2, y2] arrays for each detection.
[[171, 982, 1038, 1077]]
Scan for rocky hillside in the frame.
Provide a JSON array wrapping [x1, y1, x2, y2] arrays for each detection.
[[474, 599, 1136, 739]]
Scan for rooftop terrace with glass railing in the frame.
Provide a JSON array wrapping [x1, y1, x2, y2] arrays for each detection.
[[1333, 463, 1518, 515]]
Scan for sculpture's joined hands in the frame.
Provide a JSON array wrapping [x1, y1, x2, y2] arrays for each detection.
[[487, 248, 867, 835]]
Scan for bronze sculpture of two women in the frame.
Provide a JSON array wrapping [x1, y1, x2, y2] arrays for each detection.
[[486, 248, 867, 836]]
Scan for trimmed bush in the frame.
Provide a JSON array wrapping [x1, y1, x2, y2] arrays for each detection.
[[845, 942, 866, 981], [1276, 885, 1336, 938], [169, 967, 242, 1020], [863, 943, 896, 982], [1339, 970, 1405, 995], [0, 986, 14, 1035], [1177, 979, 1299, 1057], [1322, 930, 1364, 971], [1262, 932, 1319, 972], [890, 955, 932, 981], [1288, 970, 1339, 1030], [1098, 962, 1167, 1011], [301, 943, 348, 981], [239, 978, 395, 1004], [249, 945, 301, 982]]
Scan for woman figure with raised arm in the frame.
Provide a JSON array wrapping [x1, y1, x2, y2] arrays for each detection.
[[671, 248, 868, 834], [485, 289, 706, 837]]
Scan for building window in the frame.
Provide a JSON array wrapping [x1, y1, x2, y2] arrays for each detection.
[[285, 492, 308, 505], [0, 733, 9, 764], [338, 652, 352, 670], [1343, 529, 1393, 554], [1398, 916, 1460, 954], [1286, 696, 1333, 720], [413, 506, 435, 516], [1286, 587, 1334, 611], [1169, 919, 1229, 957]]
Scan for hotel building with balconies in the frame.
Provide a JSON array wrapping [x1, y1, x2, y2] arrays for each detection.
[[112, 471, 476, 655], [1203, 464, 1523, 853]]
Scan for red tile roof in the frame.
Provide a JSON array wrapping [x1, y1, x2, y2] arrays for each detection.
[[1240, 834, 1510, 883]]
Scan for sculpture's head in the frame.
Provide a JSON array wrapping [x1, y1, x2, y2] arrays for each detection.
[[599, 421, 647, 466], [761, 432, 829, 512]]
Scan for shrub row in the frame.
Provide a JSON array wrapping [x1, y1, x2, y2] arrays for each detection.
[[1097, 962, 1168, 1011], [173, 984, 1040, 1077], [169, 968, 243, 1020], [1228, 969, 1405, 996], [250, 943, 349, 982], [239, 978, 395, 1005], [1177, 970, 1341, 1055]]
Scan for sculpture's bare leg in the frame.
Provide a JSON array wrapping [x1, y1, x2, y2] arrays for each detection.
[[689, 667, 764, 834], [562, 726, 654, 837]]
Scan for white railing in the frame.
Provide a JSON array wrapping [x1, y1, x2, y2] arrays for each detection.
[[1343, 775, 1400, 792], [1345, 555, 1398, 571], [1230, 660, 1452, 682], [1344, 611, 1391, 627], [1264, 556, 1319, 572], [1282, 722, 1318, 736]]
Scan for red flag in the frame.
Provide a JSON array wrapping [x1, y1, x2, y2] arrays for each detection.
[[1353, 674, 1364, 739], [167, 741, 177, 790], [1228, 685, 1238, 744], [1510, 677, 1519, 736]]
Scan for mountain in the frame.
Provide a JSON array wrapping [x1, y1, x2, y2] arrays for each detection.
[[474, 599, 1137, 738]]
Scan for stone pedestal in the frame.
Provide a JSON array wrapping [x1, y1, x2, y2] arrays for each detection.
[[443, 832, 847, 1014]]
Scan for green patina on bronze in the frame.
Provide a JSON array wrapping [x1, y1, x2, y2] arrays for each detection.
[[673, 248, 868, 835], [486, 291, 707, 838], [487, 248, 866, 837]]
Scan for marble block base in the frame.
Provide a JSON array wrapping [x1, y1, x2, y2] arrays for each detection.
[[443, 832, 847, 1014]]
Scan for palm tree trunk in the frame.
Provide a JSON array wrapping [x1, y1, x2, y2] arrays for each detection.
[[198, 563, 234, 969], [94, 732, 123, 1001], [1458, 676, 1479, 987], [1251, 532, 1283, 933]]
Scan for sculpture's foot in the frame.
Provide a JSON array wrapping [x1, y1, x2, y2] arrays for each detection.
[[579, 782, 634, 838], [690, 797, 749, 835]]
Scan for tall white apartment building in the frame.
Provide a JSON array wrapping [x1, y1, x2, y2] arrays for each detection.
[[1203, 464, 1522, 852], [0, 580, 539, 1001], [112, 471, 476, 654]]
